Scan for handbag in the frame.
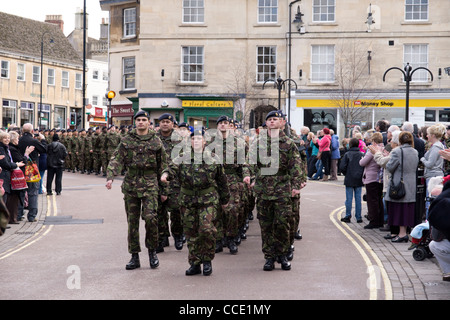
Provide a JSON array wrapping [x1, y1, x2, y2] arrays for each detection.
[[24, 158, 41, 183], [389, 148, 406, 200], [11, 168, 28, 190]]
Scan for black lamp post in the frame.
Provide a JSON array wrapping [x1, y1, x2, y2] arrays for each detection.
[[383, 62, 433, 121], [262, 76, 298, 112], [288, 0, 304, 123], [40, 31, 54, 130]]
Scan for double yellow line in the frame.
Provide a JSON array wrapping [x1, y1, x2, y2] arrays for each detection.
[[0, 194, 57, 261], [329, 206, 393, 300]]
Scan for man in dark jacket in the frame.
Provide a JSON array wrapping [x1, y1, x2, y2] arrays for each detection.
[[46, 134, 68, 195], [339, 138, 364, 223], [18, 123, 47, 222]]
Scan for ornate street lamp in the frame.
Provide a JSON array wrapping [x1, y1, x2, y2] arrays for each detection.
[[39, 31, 54, 130], [383, 62, 433, 121]]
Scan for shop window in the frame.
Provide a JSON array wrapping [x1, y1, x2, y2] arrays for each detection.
[[424, 110, 436, 122], [20, 102, 34, 127], [2, 99, 17, 127], [439, 110, 450, 123]]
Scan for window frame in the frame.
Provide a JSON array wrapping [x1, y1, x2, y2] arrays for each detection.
[[32, 66, 41, 83], [256, 46, 277, 83], [61, 70, 69, 88], [257, 0, 278, 24], [405, 0, 429, 21], [75, 73, 82, 90], [310, 44, 335, 83], [1, 60, 10, 79], [312, 0, 336, 23], [403, 44, 429, 82], [181, 46, 204, 83], [123, 7, 137, 38], [17, 63, 25, 81], [122, 56, 136, 90], [183, 0, 205, 24], [48, 68, 55, 86]]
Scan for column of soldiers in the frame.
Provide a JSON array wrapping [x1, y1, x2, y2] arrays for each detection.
[[105, 110, 307, 275]]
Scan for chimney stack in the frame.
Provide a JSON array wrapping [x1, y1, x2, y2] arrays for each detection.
[[45, 14, 64, 32]]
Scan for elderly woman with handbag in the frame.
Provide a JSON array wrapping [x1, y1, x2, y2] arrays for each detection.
[[385, 131, 419, 243]]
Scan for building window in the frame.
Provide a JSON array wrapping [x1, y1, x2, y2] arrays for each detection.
[[2, 99, 17, 127], [92, 96, 99, 106], [37, 104, 51, 130], [76, 73, 82, 90], [405, 0, 428, 21], [258, 0, 278, 23], [425, 110, 436, 122], [48, 68, 55, 86], [123, 7, 137, 38], [20, 102, 34, 127], [33, 66, 40, 83], [1, 60, 10, 78], [183, 0, 204, 23], [181, 46, 204, 82], [103, 71, 108, 81], [313, 0, 335, 22], [17, 63, 25, 81], [404, 44, 428, 82], [123, 57, 136, 89], [257, 46, 277, 82], [93, 70, 99, 80], [54, 106, 66, 129], [439, 110, 450, 123], [311, 45, 335, 83], [62, 71, 69, 87]]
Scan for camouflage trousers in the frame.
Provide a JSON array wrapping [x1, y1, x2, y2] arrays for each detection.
[[256, 197, 291, 259], [158, 191, 183, 240], [216, 183, 241, 239], [182, 203, 218, 266], [289, 196, 300, 246], [124, 194, 159, 254], [92, 152, 102, 173]]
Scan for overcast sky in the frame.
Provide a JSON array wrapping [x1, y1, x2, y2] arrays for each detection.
[[2, 0, 109, 39]]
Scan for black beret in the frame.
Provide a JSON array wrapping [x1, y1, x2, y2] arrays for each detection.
[[134, 110, 150, 120], [159, 113, 175, 122], [178, 122, 189, 128], [190, 127, 205, 137], [66, 129, 72, 133], [216, 115, 229, 124], [265, 110, 282, 121]]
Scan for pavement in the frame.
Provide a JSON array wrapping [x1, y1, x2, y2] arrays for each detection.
[[1, 175, 449, 300]]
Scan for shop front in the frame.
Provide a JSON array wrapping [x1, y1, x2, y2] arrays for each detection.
[[110, 103, 134, 127], [181, 99, 234, 129]]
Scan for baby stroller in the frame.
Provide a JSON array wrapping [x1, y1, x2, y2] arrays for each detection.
[[411, 227, 434, 261]]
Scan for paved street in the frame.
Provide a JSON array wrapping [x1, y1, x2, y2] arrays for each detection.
[[0, 171, 449, 301]]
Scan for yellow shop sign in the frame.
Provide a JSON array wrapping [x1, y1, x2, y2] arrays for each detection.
[[182, 100, 233, 108], [297, 99, 450, 108]]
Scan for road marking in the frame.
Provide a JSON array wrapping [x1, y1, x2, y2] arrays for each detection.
[[0, 194, 57, 261], [329, 206, 393, 300]]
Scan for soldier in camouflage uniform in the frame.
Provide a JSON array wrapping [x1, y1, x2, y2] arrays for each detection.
[[92, 127, 102, 175], [244, 110, 304, 271], [77, 129, 87, 174], [99, 127, 108, 176], [161, 128, 230, 276], [70, 130, 80, 172], [156, 113, 184, 252], [65, 130, 73, 171], [105, 125, 120, 174], [207, 115, 247, 254], [106, 110, 168, 270], [84, 128, 94, 174]]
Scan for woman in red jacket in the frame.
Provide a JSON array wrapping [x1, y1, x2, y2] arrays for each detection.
[[318, 128, 332, 181]]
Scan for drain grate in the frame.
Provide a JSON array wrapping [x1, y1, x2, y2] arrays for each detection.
[[44, 216, 103, 225]]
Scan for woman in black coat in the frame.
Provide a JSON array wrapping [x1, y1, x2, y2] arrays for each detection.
[[7, 131, 34, 223]]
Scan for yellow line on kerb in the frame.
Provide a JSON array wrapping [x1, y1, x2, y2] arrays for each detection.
[[329, 206, 393, 300], [0, 194, 57, 261]]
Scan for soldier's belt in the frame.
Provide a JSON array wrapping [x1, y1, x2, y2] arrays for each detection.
[[180, 186, 215, 196], [127, 168, 156, 176]]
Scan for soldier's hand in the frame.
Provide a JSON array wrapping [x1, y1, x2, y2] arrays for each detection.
[[243, 176, 251, 185], [300, 182, 307, 189], [160, 195, 168, 202], [160, 173, 169, 184], [106, 180, 113, 190], [291, 189, 300, 197]]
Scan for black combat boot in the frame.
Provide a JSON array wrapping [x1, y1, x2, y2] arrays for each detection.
[[263, 258, 275, 271], [174, 235, 183, 250], [287, 245, 294, 261], [202, 261, 212, 276], [149, 250, 159, 269], [277, 255, 291, 271], [185, 263, 201, 276], [227, 237, 238, 255], [215, 240, 223, 253], [125, 253, 140, 270]]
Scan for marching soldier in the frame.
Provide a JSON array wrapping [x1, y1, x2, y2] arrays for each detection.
[[244, 110, 304, 271], [70, 129, 80, 172], [105, 125, 120, 172], [156, 113, 184, 251], [77, 129, 87, 174], [161, 127, 230, 276], [99, 127, 108, 176], [106, 111, 168, 270], [84, 128, 94, 174]]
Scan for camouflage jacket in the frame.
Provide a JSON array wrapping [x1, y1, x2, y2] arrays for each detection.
[[106, 129, 168, 198], [206, 132, 248, 185], [157, 130, 183, 190], [106, 132, 121, 154], [245, 130, 306, 200], [163, 148, 230, 206]]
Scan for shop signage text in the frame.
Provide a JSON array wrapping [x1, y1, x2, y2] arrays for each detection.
[[182, 100, 233, 108]]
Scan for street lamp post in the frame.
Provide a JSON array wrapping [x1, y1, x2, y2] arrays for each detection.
[[40, 31, 53, 130], [262, 76, 298, 112], [288, 0, 303, 124], [383, 62, 433, 122]]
